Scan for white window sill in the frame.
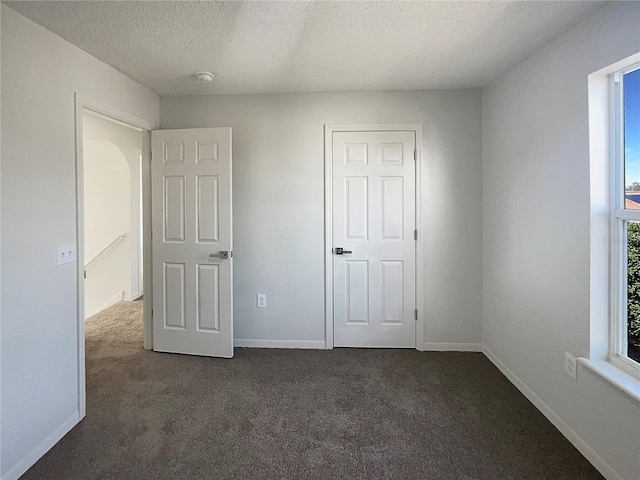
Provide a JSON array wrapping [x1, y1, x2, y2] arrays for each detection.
[[578, 357, 640, 403]]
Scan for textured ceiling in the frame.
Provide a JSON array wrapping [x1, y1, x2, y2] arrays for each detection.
[[5, 1, 606, 96]]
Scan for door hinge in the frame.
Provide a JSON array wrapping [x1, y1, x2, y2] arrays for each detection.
[[151, 309, 154, 317], [414, 149, 417, 161], [414, 309, 418, 321], [84, 270, 86, 279], [150, 151, 153, 160], [414, 229, 418, 241]]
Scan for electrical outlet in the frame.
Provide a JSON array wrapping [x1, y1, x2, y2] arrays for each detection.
[[57, 244, 76, 265], [564, 352, 577, 380], [257, 294, 267, 308]]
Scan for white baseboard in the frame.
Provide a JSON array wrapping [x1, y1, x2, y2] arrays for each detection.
[[85, 291, 124, 319], [2, 411, 80, 480], [123, 292, 142, 302], [99, 290, 123, 311], [482, 346, 622, 480], [234, 339, 326, 349], [421, 342, 483, 352]]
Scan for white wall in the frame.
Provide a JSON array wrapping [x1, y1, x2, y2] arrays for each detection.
[[0, 5, 159, 479], [161, 91, 483, 348], [5, 1, 634, 478], [83, 138, 131, 317], [83, 113, 143, 317], [482, 2, 640, 479]]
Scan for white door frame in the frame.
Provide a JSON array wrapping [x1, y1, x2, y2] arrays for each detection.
[[74, 93, 158, 417], [324, 124, 425, 350]]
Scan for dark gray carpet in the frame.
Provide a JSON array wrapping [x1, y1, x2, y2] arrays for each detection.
[[22, 301, 603, 479]]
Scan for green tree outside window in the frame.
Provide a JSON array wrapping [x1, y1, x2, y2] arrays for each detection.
[[626, 222, 640, 362]]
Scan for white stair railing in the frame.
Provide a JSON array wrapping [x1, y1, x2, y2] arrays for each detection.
[[85, 233, 126, 268]]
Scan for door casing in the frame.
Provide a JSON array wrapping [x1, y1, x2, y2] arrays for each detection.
[[74, 93, 157, 418], [324, 124, 425, 351]]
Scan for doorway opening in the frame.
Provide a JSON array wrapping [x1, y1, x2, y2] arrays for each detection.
[[74, 95, 155, 419], [82, 109, 143, 321]]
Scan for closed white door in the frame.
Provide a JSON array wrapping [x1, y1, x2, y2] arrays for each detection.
[[332, 131, 416, 348], [151, 128, 233, 357]]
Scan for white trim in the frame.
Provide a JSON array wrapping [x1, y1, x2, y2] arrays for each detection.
[[123, 292, 143, 302], [130, 147, 142, 318], [607, 60, 640, 371], [1, 412, 80, 480], [611, 71, 627, 364], [609, 353, 640, 380], [73, 93, 87, 420], [84, 108, 143, 132], [483, 346, 623, 480], [324, 124, 424, 133], [324, 126, 334, 349], [234, 339, 326, 349], [608, 72, 621, 362], [414, 126, 425, 349], [74, 93, 156, 418], [422, 342, 483, 352], [588, 53, 640, 374], [578, 358, 640, 403], [588, 69, 613, 362], [141, 130, 153, 350], [324, 124, 424, 351], [614, 208, 640, 221], [81, 100, 157, 132]]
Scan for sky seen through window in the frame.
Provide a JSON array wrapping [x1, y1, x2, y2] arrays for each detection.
[[624, 68, 640, 188]]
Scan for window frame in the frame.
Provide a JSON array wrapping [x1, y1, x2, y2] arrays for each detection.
[[610, 63, 640, 379]]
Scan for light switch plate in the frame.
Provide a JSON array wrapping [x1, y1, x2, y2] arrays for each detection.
[[57, 244, 76, 265]]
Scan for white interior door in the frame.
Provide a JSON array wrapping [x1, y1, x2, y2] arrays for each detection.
[[151, 127, 233, 357], [332, 130, 416, 348]]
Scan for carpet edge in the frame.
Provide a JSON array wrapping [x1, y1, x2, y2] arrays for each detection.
[[482, 345, 622, 480]]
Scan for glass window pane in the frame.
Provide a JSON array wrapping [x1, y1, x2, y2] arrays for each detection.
[[624, 68, 640, 209], [627, 221, 640, 363]]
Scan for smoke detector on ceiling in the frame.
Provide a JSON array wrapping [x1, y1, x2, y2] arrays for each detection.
[[196, 72, 214, 82]]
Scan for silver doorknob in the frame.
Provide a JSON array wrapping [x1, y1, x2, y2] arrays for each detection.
[[209, 251, 230, 259], [333, 247, 352, 255]]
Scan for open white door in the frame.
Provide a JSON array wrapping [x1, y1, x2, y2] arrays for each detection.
[[151, 127, 233, 357]]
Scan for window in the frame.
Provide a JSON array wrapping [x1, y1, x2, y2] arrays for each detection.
[[611, 64, 640, 372]]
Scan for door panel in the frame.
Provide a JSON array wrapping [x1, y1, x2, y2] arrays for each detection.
[[381, 260, 404, 323], [152, 127, 233, 357], [164, 176, 186, 242], [346, 260, 369, 324], [346, 177, 368, 239], [381, 176, 404, 239], [196, 175, 219, 242], [163, 262, 186, 329], [333, 131, 416, 348], [196, 264, 219, 332]]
